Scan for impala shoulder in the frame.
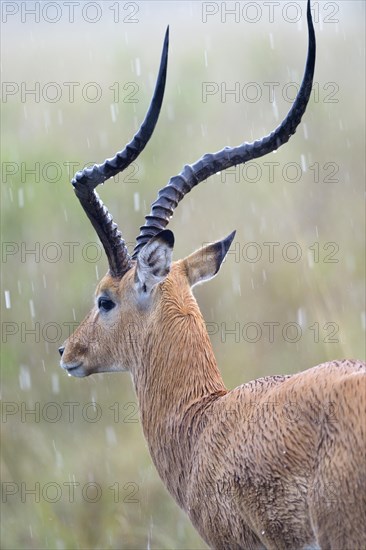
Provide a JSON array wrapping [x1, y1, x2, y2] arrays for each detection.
[[233, 374, 293, 396], [208, 375, 293, 420], [291, 359, 366, 385]]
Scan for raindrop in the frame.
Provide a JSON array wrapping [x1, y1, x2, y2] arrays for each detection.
[[87, 471, 95, 482], [361, 311, 366, 331], [147, 516, 154, 549], [231, 272, 241, 296], [302, 123, 308, 140], [55, 450, 64, 470], [4, 290, 11, 309], [106, 426, 117, 445], [204, 50, 208, 67], [300, 154, 307, 173], [29, 299, 35, 318], [51, 374, 60, 394], [297, 307, 306, 328], [134, 192, 140, 212], [135, 57, 141, 76], [269, 32, 274, 49], [307, 249, 314, 269], [19, 365, 31, 390], [95, 265, 99, 280], [18, 188, 24, 208], [110, 103, 117, 123]]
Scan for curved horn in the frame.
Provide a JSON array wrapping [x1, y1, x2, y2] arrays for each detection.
[[72, 27, 169, 278], [132, 0, 315, 259]]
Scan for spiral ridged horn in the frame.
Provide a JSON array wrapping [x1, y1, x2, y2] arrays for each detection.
[[72, 27, 169, 277], [132, 0, 315, 259]]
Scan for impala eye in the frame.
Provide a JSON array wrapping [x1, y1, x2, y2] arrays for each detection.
[[98, 297, 115, 311]]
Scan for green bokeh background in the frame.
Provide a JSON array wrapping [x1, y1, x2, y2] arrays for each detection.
[[1, 1, 365, 548]]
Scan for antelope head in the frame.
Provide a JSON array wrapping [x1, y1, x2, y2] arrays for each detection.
[[59, 1, 315, 379]]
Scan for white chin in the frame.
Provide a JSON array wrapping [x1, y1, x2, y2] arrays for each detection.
[[67, 368, 88, 378], [60, 363, 88, 378]]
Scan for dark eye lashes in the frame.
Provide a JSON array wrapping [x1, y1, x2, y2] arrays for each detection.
[[98, 297, 115, 311]]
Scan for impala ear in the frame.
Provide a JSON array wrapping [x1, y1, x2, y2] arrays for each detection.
[[135, 230, 174, 294], [185, 231, 236, 288]]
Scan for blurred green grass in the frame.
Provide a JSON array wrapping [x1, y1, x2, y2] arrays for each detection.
[[1, 2, 365, 549]]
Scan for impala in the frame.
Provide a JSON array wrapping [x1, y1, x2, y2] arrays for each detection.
[[59, 2, 366, 548]]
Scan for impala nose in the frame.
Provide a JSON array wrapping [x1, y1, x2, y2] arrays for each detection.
[[58, 346, 65, 357]]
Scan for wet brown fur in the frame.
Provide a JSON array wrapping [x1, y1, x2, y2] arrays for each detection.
[[62, 258, 366, 549]]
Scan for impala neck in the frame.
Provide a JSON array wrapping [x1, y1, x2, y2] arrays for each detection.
[[130, 264, 227, 505]]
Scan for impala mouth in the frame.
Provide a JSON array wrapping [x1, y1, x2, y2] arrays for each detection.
[[60, 361, 87, 378]]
